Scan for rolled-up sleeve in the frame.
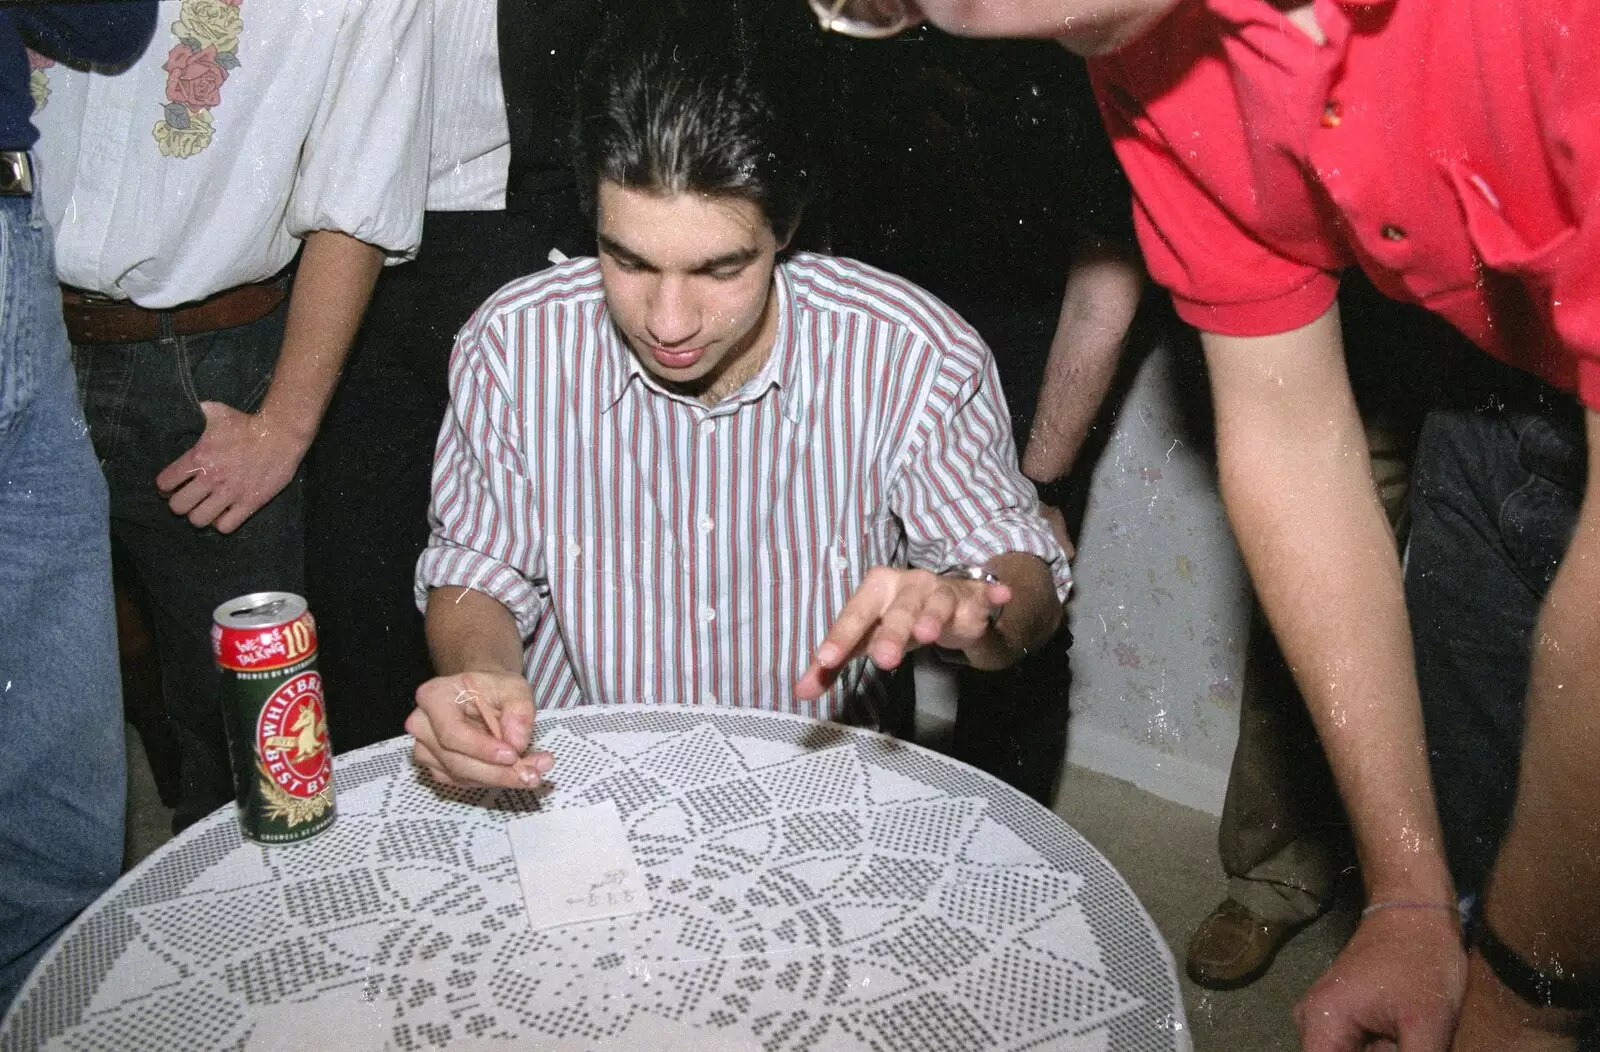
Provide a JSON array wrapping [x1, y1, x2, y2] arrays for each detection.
[[415, 313, 550, 638], [892, 342, 1073, 603], [288, 0, 429, 260]]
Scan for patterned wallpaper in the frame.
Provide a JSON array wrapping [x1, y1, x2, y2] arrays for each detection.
[[1063, 345, 1250, 814]]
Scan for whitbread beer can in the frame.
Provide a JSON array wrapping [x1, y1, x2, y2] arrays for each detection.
[[211, 592, 336, 843]]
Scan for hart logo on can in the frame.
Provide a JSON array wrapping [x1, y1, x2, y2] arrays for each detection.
[[256, 671, 331, 800]]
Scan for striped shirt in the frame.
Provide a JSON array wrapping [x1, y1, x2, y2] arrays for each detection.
[[416, 253, 1071, 722]]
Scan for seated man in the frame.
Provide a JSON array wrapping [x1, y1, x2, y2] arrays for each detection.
[[406, 5, 1070, 789]]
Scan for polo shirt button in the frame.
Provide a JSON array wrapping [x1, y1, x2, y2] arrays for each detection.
[[1381, 224, 1407, 242], [1319, 99, 1342, 128]]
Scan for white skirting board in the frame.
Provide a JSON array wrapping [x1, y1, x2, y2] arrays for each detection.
[[1063, 722, 1229, 816]]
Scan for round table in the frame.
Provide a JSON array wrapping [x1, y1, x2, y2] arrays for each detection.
[[1, 705, 1189, 1051]]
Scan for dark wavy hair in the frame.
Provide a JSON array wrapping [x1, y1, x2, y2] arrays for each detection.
[[572, 3, 815, 240]]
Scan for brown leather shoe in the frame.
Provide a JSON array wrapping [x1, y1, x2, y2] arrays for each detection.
[[1185, 898, 1300, 989]]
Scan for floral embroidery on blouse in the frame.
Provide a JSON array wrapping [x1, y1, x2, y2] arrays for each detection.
[[153, 0, 243, 158], [25, 49, 53, 113]]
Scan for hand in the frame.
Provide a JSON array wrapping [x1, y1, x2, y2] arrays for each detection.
[[1039, 501, 1076, 561], [406, 670, 553, 789], [1295, 906, 1467, 1052], [794, 565, 1010, 701], [155, 401, 309, 533], [1449, 950, 1585, 1052]]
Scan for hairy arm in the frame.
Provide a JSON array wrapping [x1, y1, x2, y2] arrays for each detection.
[[1021, 243, 1144, 488], [1452, 408, 1600, 1049], [1202, 305, 1464, 1050], [156, 230, 385, 532], [257, 231, 385, 453], [425, 586, 527, 678]]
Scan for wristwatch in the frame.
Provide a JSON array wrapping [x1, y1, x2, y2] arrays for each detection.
[[939, 563, 1000, 587], [938, 563, 1005, 627], [932, 565, 1004, 668]]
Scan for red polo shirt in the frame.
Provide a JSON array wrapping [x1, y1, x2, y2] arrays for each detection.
[[1088, 0, 1600, 410]]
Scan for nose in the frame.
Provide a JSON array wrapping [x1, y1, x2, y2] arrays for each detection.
[[646, 275, 700, 347]]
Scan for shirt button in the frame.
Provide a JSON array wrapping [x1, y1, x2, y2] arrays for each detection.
[[1319, 99, 1342, 128], [701, 692, 718, 707], [701, 605, 717, 622], [1381, 224, 1407, 242], [566, 539, 582, 557], [699, 420, 715, 435], [699, 517, 714, 533]]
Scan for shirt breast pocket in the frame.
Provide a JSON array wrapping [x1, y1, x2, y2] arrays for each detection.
[[1447, 161, 1575, 281]]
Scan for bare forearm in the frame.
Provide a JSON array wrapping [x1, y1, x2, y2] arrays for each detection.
[[425, 587, 527, 677], [1480, 410, 1600, 980], [1021, 246, 1143, 485], [1204, 312, 1454, 907], [258, 229, 385, 444], [965, 552, 1061, 669]]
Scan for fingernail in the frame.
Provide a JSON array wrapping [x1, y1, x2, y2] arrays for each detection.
[[816, 644, 837, 666], [518, 768, 542, 787], [495, 747, 517, 764], [532, 753, 555, 773]]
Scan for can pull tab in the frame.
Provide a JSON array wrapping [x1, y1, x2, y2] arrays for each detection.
[[233, 598, 290, 623]]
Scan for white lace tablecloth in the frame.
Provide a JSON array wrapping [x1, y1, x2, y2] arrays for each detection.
[[1, 705, 1189, 1052]]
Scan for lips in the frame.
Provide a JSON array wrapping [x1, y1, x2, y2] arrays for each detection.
[[650, 345, 706, 370]]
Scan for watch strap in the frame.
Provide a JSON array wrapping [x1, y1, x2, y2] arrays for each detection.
[[1472, 917, 1600, 1012]]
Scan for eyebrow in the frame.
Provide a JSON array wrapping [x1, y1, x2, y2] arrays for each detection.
[[597, 234, 761, 274]]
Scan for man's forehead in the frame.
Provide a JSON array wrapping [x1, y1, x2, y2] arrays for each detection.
[[597, 182, 768, 266]]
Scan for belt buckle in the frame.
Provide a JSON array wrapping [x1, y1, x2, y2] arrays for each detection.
[[0, 152, 34, 197]]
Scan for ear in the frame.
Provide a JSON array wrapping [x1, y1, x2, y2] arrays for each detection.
[[775, 210, 803, 253]]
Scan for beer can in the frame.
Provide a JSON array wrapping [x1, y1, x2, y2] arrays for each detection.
[[211, 592, 336, 843]]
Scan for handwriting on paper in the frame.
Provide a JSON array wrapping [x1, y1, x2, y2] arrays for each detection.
[[507, 800, 649, 931]]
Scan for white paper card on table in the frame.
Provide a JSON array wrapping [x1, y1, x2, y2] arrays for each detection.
[[507, 799, 649, 930]]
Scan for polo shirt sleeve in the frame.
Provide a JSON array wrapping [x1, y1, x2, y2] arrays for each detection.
[[287, 0, 428, 261], [890, 334, 1074, 604], [415, 312, 551, 639], [1088, 60, 1338, 338]]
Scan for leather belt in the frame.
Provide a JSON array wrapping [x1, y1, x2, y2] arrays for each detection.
[[0, 151, 34, 196], [61, 275, 289, 345]]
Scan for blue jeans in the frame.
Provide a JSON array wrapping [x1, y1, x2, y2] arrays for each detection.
[[0, 192, 125, 1015], [1406, 384, 1586, 902], [73, 299, 303, 832]]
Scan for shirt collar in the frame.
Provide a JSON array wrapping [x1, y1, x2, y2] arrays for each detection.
[[599, 260, 806, 421]]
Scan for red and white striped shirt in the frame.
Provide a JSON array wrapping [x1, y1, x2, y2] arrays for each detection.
[[416, 253, 1071, 722]]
